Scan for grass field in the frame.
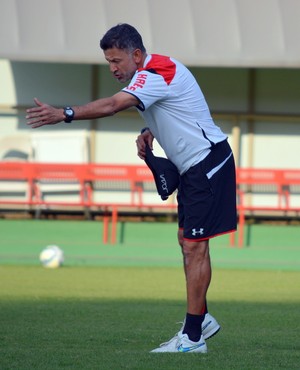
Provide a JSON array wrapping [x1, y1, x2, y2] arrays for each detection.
[[0, 219, 300, 369], [1, 266, 299, 369], [1, 219, 300, 270]]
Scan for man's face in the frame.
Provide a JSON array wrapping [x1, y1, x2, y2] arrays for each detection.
[[104, 47, 140, 83]]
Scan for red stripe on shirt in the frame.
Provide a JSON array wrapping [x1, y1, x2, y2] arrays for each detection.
[[138, 54, 176, 85]]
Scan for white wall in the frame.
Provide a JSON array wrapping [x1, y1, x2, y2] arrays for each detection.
[[1, 60, 300, 169]]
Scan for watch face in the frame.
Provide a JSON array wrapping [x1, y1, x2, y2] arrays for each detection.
[[64, 107, 74, 123], [66, 109, 73, 115]]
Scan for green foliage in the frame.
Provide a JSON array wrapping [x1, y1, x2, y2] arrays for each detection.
[[0, 266, 299, 369]]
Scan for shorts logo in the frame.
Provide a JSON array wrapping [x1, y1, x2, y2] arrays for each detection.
[[192, 228, 204, 236]]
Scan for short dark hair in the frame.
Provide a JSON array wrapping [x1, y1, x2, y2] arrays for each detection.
[[100, 23, 146, 53]]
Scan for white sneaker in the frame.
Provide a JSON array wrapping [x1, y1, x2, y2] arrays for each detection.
[[177, 333, 207, 353], [150, 331, 180, 353], [202, 313, 221, 340], [150, 313, 220, 353], [180, 313, 221, 340], [151, 332, 207, 353]]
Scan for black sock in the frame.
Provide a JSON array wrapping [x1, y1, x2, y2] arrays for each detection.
[[182, 313, 205, 342]]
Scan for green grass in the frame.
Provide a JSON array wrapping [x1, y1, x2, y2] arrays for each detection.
[[1, 219, 300, 270], [0, 265, 299, 369], [0, 218, 300, 368]]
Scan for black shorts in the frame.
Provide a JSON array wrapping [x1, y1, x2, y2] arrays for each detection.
[[177, 140, 237, 241]]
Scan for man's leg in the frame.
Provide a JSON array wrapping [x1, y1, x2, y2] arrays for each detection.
[[150, 232, 219, 352], [178, 229, 211, 315], [182, 239, 211, 315], [177, 228, 212, 342]]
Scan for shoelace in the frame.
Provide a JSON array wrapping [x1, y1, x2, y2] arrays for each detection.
[[159, 322, 184, 347], [159, 333, 179, 347]]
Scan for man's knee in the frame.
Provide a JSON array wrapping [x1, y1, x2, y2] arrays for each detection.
[[182, 239, 209, 261]]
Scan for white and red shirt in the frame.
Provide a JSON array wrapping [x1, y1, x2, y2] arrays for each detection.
[[122, 54, 226, 174]]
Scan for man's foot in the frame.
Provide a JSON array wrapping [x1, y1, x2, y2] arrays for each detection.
[[150, 313, 220, 353], [151, 332, 207, 353]]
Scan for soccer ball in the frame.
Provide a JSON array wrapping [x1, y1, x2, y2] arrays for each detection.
[[39, 245, 64, 268]]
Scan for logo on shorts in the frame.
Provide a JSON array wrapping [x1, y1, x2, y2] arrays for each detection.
[[192, 228, 204, 236]]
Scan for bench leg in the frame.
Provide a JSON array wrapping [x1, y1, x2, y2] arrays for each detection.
[[110, 206, 118, 244], [103, 213, 109, 244]]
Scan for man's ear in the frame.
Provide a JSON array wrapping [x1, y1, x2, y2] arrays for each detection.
[[132, 49, 143, 64]]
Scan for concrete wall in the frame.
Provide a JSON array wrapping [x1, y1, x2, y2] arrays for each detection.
[[1, 60, 300, 169]]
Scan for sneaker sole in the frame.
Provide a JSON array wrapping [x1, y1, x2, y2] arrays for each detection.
[[203, 325, 221, 340]]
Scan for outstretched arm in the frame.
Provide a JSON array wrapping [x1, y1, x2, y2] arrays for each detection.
[[26, 92, 139, 128]]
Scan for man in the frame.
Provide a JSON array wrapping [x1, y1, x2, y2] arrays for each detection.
[[26, 23, 237, 353]]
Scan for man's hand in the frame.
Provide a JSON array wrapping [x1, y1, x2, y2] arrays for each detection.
[[136, 129, 154, 160], [26, 98, 65, 128]]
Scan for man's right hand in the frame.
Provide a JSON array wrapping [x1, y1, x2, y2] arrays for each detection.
[[136, 129, 154, 160], [26, 98, 64, 128]]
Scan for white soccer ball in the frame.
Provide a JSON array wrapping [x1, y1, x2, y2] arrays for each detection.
[[39, 245, 64, 268]]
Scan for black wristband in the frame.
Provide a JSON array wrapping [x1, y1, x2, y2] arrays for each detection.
[[141, 127, 149, 134]]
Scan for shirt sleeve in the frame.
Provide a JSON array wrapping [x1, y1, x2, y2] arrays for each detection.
[[122, 70, 169, 111]]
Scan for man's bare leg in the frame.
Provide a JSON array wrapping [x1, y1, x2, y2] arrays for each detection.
[[178, 229, 211, 341]]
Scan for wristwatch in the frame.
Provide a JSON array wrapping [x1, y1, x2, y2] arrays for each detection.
[[63, 106, 74, 123]]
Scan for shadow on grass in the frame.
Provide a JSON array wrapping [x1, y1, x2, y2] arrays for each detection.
[[0, 299, 299, 370]]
